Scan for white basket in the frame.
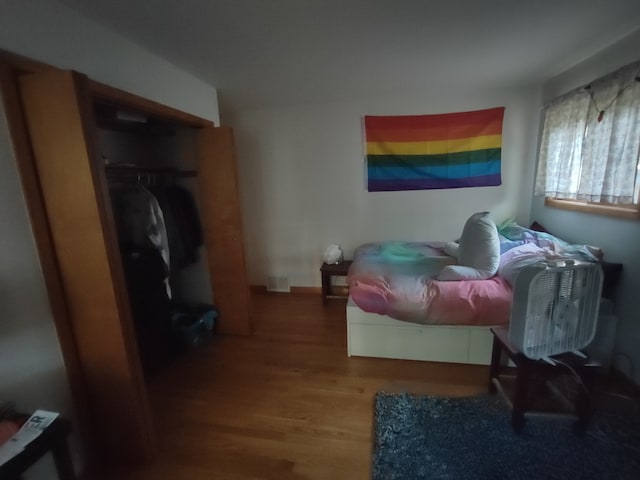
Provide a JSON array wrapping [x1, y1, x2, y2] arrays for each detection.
[[508, 260, 603, 360]]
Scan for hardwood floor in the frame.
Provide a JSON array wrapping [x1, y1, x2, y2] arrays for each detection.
[[92, 293, 489, 479]]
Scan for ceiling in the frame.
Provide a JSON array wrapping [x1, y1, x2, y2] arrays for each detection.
[[56, 0, 640, 114]]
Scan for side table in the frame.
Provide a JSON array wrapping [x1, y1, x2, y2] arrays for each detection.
[[488, 326, 600, 433], [0, 417, 76, 480], [320, 260, 352, 305]]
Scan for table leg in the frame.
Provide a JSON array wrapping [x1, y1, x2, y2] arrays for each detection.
[[321, 272, 330, 305], [488, 336, 502, 394], [51, 438, 77, 480], [512, 361, 529, 433], [574, 369, 595, 434]]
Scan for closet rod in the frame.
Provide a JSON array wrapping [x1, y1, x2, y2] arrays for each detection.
[[105, 165, 197, 178]]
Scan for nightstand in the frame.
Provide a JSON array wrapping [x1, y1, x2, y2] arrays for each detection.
[[320, 260, 352, 305], [488, 327, 600, 433]]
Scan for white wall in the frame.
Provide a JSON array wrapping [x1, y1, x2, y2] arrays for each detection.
[[0, 0, 219, 124], [0, 0, 220, 477], [531, 29, 640, 384], [228, 86, 541, 287]]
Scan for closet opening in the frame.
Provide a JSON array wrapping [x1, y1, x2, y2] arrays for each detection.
[[94, 100, 217, 377]]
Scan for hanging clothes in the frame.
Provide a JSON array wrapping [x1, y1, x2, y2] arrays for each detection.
[[108, 177, 206, 375], [110, 184, 171, 298], [149, 184, 203, 271], [110, 184, 171, 268], [120, 245, 174, 375]]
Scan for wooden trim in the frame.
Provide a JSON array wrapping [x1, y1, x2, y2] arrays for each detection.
[[545, 197, 640, 220], [18, 69, 155, 462], [89, 80, 214, 129], [197, 126, 252, 336]]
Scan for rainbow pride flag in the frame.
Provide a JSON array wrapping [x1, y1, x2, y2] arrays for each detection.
[[364, 107, 504, 192]]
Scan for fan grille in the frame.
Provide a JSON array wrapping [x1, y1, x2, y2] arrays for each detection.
[[510, 262, 602, 360]]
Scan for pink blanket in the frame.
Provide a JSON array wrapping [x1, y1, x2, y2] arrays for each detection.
[[347, 242, 511, 325]]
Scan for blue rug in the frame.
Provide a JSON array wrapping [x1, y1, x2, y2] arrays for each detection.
[[373, 392, 640, 480]]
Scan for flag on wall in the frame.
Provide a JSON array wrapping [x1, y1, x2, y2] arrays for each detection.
[[364, 107, 505, 192]]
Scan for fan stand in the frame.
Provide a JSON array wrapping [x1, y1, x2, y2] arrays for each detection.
[[488, 327, 602, 433]]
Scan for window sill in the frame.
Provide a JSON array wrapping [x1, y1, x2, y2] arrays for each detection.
[[545, 198, 640, 220]]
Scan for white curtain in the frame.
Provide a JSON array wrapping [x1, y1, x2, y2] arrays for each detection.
[[535, 60, 640, 205]]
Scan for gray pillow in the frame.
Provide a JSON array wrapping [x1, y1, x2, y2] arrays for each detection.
[[438, 212, 500, 281]]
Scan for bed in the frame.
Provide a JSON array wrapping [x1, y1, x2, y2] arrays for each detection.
[[346, 215, 602, 365]]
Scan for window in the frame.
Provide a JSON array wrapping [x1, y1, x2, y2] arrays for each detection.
[[535, 60, 640, 219]]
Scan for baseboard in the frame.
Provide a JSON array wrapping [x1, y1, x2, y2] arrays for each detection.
[[290, 286, 321, 294], [326, 285, 349, 296], [250, 285, 323, 295], [250, 285, 267, 294]]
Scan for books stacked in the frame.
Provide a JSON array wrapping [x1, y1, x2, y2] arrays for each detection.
[[0, 408, 59, 466]]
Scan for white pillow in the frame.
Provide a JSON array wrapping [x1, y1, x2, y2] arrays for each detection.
[[498, 243, 547, 286], [438, 264, 494, 281], [437, 212, 500, 281], [443, 241, 459, 260]]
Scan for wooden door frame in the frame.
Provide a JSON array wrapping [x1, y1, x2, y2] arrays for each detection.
[[15, 66, 158, 462], [0, 49, 228, 464], [198, 126, 253, 335]]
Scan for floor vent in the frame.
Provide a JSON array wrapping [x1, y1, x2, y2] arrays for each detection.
[[266, 276, 290, 292]]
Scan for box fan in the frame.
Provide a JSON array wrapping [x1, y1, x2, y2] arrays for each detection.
[[508, 259, 603, 361]]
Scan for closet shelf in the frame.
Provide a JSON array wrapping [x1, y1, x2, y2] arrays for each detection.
[[94, 102, 178, 137]]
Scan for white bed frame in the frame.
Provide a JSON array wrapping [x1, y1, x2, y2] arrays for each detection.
[[346, 297, 497, 365]]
